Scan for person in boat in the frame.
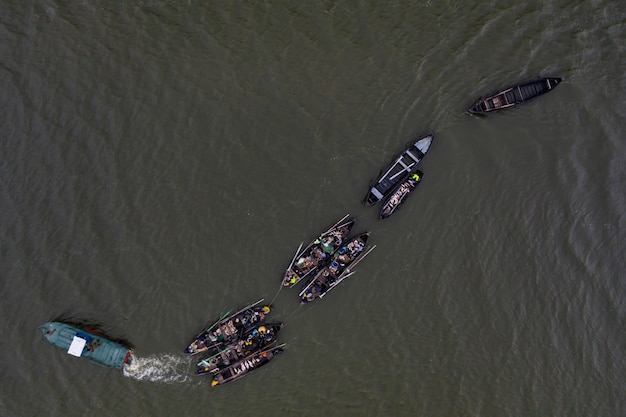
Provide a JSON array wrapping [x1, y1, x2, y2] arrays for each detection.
[[302, 285, 317, 302], [262, 328, 273, 343], [245, 309, 267, 328], [321, 237, 335, 254], [296, 256, 308, 270], [337, 252, 350, 265], [319, 269, 332, 284], [87, 339, 100, 352], [212, 327, 226, 341], [312, 282, 323, 295], [245, 328, 261, 347], [233, 317, 244, 331], [311, 246, 325, 263]]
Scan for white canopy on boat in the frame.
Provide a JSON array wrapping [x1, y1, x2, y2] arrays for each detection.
[[67, 336, 87, 357]]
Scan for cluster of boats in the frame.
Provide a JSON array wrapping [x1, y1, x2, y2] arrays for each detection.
[[364, 134, 432, 218], [39, 76, 562, 386], [281, 215, 377, 303], [184, 299, 284, 386]]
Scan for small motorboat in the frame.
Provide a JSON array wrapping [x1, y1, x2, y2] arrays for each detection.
[[379, 170, 423, 219], [299, 232, 375, 303], [40, 322, 132, 369], [282, 214, 356, 288], [185, 299, 271, 355], [468, 77, 563, 115], [196, 323, 283, 376], [209, 343, 286, 387], [365, 135, 433, 206]]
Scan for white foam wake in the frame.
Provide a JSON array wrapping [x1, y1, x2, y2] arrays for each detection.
[[123, 354, 192, 383]]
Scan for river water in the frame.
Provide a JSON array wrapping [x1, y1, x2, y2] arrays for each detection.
[[1, 1, 624, 416]]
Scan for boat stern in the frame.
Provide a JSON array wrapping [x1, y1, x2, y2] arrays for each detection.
[[185, 341, 201, 354], [123, 350, 133, 366]]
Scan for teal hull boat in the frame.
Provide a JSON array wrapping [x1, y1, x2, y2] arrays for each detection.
[[40, 322, 132, 369]]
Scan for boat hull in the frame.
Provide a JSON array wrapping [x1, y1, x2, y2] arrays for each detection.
[[196, 323, 283, 376], [300, 232, 374, 303], [282, 215, 356, 288], [210, 344, 285, 387], [40, 322, 132, 369], [365, 135, 433, 206], [185, 300, 271, 355], [379, 170, 423, 219], [468, 77, 563, 115]]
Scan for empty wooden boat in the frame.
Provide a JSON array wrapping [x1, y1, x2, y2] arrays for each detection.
[[468, 77, 563, 115]]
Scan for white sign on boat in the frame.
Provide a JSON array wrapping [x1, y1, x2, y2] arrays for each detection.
[[67, 336, 87, 357]]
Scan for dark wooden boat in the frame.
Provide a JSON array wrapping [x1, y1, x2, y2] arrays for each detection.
[[196, 323, 283, 376], [185, 299, 271, 355], [299, 232, 375, 304], [468, 77, 563, 115], [209, 343, 286, 387], [379, 170, 423, 219], [365, 135, 433, 206], [282, 214, 356, 288]]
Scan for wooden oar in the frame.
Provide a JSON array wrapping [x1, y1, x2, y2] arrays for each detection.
[[198, 298, 265, 337], [196, 345, 230, 367], [321, 213, 351, 236], [288, 242, 304, 267], [283, 214, 351, 287], [228, 298, 265, 318], [318, 244, 376, 297], [281, 242, 304, 288], [320, 271, 356, 298], [298, 275, 317, 297], [341, 245, 376, 277], [234, 341, 286, 364], [190, 310, 231, 342], [296, 213, 351, 260]]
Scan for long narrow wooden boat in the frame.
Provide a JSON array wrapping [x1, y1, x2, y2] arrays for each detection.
[[299, 232, 375, 304], [379, 170, 424, 219], [365, 135, 433, 206], [196, 323, 283, 376], [281, 214, 356, 288], [40, 322, 132, 369], [209, 343, 286, 387], [468, 77, 563, 115], [185, 299, 271, 355]]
